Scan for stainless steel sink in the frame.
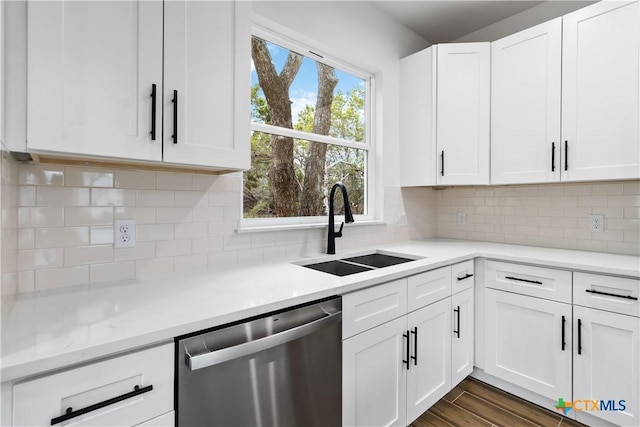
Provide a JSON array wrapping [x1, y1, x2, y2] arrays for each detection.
[[301, 252, 419, 276]]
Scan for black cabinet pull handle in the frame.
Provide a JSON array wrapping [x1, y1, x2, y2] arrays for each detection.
[[551, 142, 555, 172], [403, 331, 410, 370], [577, 318, 582, 355], [561, 315, 566, 351], [150, 84, 157, 140], [585, 289, 638, 300], [453, 306, 460, 338], [505, 276, 543, 285], [564, 140, 568, 171], [457, 273, 474, 281], [440, 150, 445, 176], [172, 90, 178, 144], [410, 327, 418, 365], [51, 385, 153, 425]]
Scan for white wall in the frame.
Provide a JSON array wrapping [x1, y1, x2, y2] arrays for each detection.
[[454, 1, 596, 42]]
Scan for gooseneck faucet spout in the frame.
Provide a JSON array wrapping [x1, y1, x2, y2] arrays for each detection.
[[327, 182, 354, 255]]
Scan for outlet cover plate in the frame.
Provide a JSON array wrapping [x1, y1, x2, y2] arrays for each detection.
[[589, 214, 604, 233], [457, 212, 467, 225], [114, 219, 136, 248]]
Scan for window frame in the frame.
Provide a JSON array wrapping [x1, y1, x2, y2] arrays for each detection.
[[241, 24, 377, 230]]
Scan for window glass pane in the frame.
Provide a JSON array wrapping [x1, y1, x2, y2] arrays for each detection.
[[251, 37, 366, 143], [243, 131, 366, 219]]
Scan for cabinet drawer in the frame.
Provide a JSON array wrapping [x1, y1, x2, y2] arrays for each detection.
[[408, 266, 452, 312], [343, 279, 408, 339], [485, 260, 571, 303], [14, 343, 174, 427], [136, 411, 174, 426], [573, 272, 639, 317], [451, 260, 474, 294]]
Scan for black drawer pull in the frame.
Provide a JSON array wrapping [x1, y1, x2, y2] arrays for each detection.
[[453, 306, 460, 338], [172, 90, 178, 144], [440, 150, 445, 176], [561, 315, 566, 351], [585, 289, 638, 301], [505, 276, 543, 285], [50, 385, 153, 425], [564, 140, 568, 171], [577, 318, 582, 355], [403, 331, 410, 370], [551, 142, 555, 172], [150, 84, 157, 140], [410, 327, 418, 366], [457, 273, 474, 281]]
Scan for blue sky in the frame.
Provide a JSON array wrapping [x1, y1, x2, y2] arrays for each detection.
[[251, 40, 364, 124]]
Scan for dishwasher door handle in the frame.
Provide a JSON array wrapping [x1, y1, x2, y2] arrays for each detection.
[[186, 310, 342, 371]]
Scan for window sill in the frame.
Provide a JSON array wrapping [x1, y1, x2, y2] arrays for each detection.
[[237, 220, 386, 234]]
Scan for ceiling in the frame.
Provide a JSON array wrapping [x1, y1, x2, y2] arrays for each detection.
[[371, 1, 561, 43]]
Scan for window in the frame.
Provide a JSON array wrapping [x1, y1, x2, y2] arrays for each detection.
[[243, 29, 373, 227]]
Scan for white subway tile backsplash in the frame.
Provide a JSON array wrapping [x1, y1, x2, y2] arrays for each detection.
[[115, 170, 157, 189], [91, 188, 137, 206], [18, 229, 35, 250], [137, 224, 174, 242], [115, 207, 157, 224], [18, 165, 64, 186], [174, 191, 208, 207], [65, 207, 113, 226], [114, 242, 156, 261], [90, 262, 135, 284], [157, 172, 193, 191], [192, 174, 220, 191], [157, 207, 193, 224], [192, 237, 223, 254], [37, 187, 90, 206], [18, 271, 35, 293], [174, 222, 208, 239], [90, 227, 114, 245], [18, 207, 64, 228], [156, 239, 191, 257], [64, 245, 113, 266], [65, 167, 114, 188], [18, 186, 36, 206], [19, 248, 64, 270], [208, 250, 237, 267], [36, 227, 89, 248], [35, 266, 88, 291], [138, 190, 175, 207], [174, 253, 208, 272], [135, 257, 174, 280]]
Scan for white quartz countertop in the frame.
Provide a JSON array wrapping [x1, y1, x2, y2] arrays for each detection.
[[2, 239, 638, 382]]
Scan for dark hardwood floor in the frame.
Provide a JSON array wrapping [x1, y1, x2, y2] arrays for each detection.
[[411, 378, 587, 427]]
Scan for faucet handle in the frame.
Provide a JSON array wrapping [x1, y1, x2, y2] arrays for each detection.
[[335, 222, 344, 237]]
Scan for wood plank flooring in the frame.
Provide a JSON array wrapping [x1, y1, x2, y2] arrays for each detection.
[[410, 378, 587, 427]]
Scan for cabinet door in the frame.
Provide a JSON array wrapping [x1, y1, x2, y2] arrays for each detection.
[[343, 316, 407, 427], [491, 18, 562, 184], [485, 289, 572, 401], [561, 1, 639, 181], [163, 1, 250, 170], [452, 288, 474, 387], [399, 46, 437, 186], [437, 43, 490, 185], [27, 1, 162, 161], [574, 306, 640, 427], [406, 298, 451, 424]]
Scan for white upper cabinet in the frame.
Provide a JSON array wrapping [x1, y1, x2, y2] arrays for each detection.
[[26, 0, 250, 171], [27, 1, 163, 162], [399, 43, 490, 187], [561, 0, 640, 181], [437, 43, 491, 185], [399, 47, 437, 186], [163, 1, 250, 170], [491, 18, 562, 185]]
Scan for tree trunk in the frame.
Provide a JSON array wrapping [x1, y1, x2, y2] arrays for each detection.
[[300, 63, 338, 216], [251, 38, 302, 217]]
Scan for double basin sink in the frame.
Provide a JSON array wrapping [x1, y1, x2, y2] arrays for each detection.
[[301, 252, 421, 276]]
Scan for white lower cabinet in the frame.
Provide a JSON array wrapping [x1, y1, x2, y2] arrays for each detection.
[[12, 343, 174, 427], [573, 306, 640, 427], [343, 316, 408, 427], [484, 288, 572, 401], [343, 262, 474, 426], [452, 287, 474, 387]]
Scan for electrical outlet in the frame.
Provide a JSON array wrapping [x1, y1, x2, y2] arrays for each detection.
[[114, 219, 136, 248], [398, 212, 408, 227], [457, 212, 467, 225], [589, 214, 604, 233]]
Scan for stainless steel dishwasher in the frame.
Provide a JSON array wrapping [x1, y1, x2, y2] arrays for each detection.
[[176, 297, 342, 426]]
